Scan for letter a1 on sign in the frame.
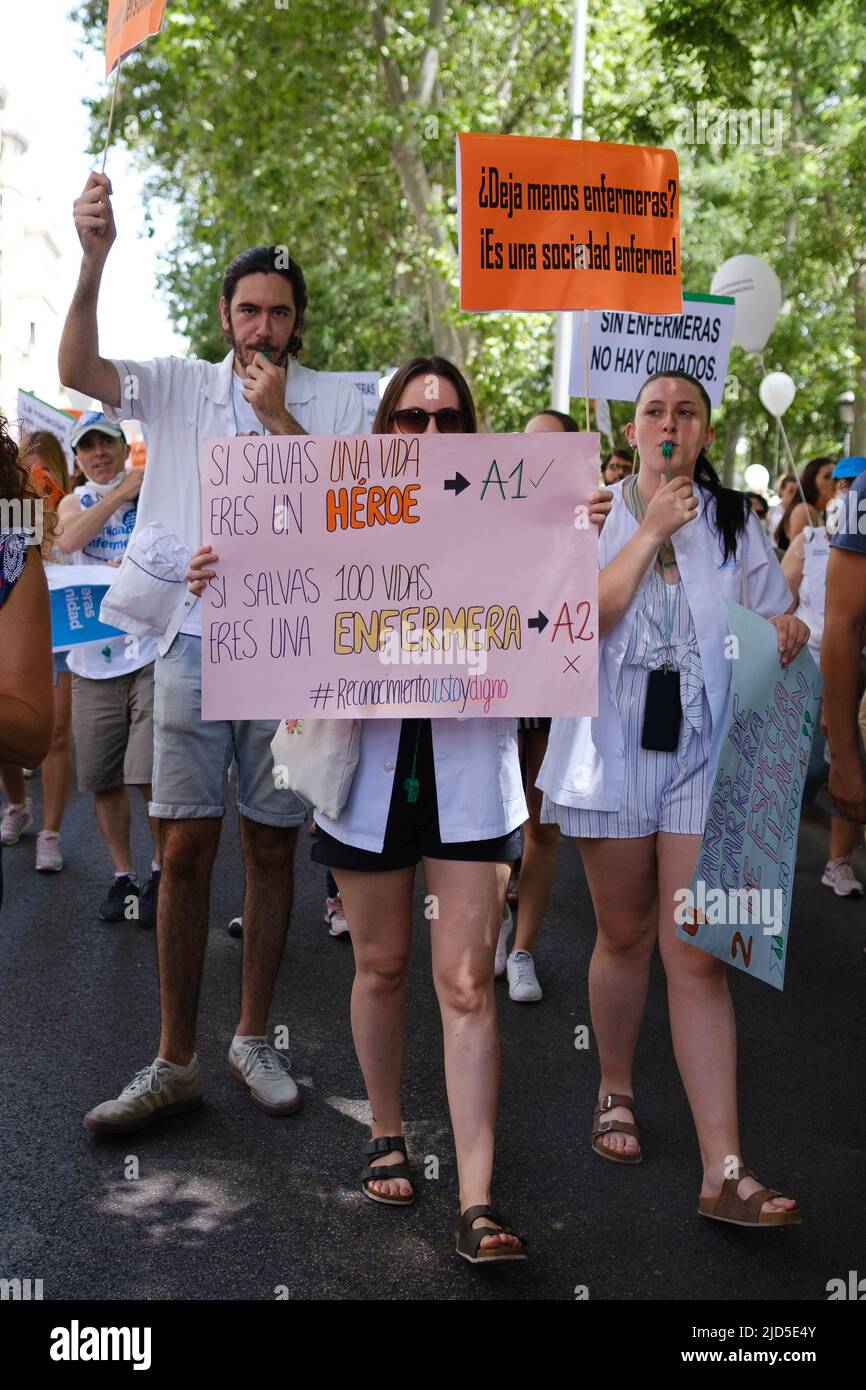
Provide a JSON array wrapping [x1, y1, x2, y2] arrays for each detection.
[[105, 0, 167, 76]]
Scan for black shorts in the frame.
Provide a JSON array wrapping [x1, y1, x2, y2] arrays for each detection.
[[311, 719, 523, 873], [517, 717, 551, 734]]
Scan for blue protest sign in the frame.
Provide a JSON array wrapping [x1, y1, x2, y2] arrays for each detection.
[[674, 603, 823, 989], [45, 564, 124, 651]]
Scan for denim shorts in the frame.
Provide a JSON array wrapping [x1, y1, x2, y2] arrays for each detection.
[[151, 632, 307, 827]]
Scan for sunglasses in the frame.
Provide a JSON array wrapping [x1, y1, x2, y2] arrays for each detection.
[[392, 407, 467, 434]]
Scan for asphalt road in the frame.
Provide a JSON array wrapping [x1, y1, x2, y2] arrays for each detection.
[[1, 778, 864, 1302]]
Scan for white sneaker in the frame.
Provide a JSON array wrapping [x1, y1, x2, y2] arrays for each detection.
[[324, 894, 349, 936], [83, 1057, 203, 1133], [506, 949, 543, 1002], [1, 801, 33, 845], [36, 831, 63, 872], [494, 905, 513, 978], [228, 1037, 302, 1115], [821, 857, 864, 897]]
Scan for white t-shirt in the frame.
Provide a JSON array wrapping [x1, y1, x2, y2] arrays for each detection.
[[65, 476, 159, 680], [231, 373, 265, 436]]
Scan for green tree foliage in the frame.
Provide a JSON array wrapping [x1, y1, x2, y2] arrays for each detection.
[[76, 0, 865, 466]]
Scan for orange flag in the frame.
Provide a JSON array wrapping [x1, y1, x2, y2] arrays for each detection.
[[458, 133, 681, 314], [105, 0, 167, 77]]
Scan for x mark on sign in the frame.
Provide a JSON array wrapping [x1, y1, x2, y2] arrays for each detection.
[[563, 654, 580, 675]]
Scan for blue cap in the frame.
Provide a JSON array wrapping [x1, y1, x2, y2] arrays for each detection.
[[832, 456, 866, 480], [70, 411, 127, 451]]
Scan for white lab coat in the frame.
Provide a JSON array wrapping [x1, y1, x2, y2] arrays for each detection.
[[538, 481, 792, 812], [315, 717, 527, 852]]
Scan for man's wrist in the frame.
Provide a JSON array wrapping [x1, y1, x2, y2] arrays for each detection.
[[260, 408, 305, 435]]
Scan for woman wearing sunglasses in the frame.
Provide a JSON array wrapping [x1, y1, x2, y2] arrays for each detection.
[[309, 357, 529, 1263], [190, 355, 609, 1262]]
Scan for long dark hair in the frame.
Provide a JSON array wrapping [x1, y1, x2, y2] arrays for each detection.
[[778, 456, 833, 539], [374, 357, 477, 434], [0, 416, 27, 506], [635, 370, 748, 563]]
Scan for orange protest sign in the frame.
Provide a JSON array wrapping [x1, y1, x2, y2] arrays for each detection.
[[458, 133, 681, 313], [28, 464, 66, 511], [105, 0, 167, 77]]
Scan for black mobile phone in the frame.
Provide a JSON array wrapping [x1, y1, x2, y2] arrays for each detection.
[[641, 668, 682, 752]]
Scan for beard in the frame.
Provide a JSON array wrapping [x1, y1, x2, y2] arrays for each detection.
[[227, 327, 291, 371]]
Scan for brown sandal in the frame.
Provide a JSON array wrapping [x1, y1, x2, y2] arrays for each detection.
[[698, 1166, 801, 1228], [591, 1093, 642, 1165]]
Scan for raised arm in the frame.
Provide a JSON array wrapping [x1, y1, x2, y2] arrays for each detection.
[[58, 173, 122, 407]]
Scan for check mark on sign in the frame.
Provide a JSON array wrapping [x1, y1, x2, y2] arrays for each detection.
[[530, 458, 556, 489]]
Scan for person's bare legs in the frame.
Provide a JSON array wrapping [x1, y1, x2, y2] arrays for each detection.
[[332, 865, 415, 1199], [156, 818, 222, 1065], [94, 785, 134, 873], [41, 673, 72, 833], [235, 818, 299, 1037], [577, 834, 658, 1156], [829, 815, 861, 860], [135, 784, 162, 867], [425, 856, 521, 1252], [1, 764, 27, 807], [656, 832, 796, 1214], [513, 729, 560, 954]]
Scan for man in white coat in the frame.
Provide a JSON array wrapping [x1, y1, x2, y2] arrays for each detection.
[[59, 172, 365, 1133]]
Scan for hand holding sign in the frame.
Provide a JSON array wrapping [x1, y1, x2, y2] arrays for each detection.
[[768, 613, 810, 668], [74, 173, 117, 262]]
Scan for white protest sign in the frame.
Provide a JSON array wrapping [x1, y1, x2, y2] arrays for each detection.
[[570, 293, 735, 407], [319, 373, 380, 432], [16, 390, 76, 468]]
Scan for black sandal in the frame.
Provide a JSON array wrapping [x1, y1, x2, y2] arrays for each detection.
[[455, 1205, 528, 1264], [360, 1135, 415, 1206]]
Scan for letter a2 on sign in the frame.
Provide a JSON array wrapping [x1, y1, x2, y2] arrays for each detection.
[[105, 0, 167, 77], [457, 133, 681, 314]]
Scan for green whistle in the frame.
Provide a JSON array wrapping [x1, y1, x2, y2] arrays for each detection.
[[661, 441, 673, 481]]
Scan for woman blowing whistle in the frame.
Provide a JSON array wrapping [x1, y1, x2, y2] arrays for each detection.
[[538, 371, 809, 1228]]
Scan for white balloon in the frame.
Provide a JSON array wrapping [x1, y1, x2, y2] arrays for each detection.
[[758, 371, 796, 418], [744, 463, 770, 492], [710, 255, 782, 353]]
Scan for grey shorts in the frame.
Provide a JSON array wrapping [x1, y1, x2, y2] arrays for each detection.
[[151, 632, 307, 826], [71, 664, 155, 792]]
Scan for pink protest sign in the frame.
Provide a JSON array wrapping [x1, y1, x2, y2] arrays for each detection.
[[200, 433, 600, 720]]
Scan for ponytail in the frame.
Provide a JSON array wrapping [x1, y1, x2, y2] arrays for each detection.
[[694, 450, 749, 563]]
